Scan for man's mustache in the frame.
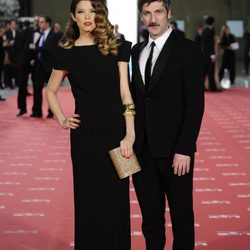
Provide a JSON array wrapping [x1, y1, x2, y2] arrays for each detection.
[[148, 22, 160, 27]]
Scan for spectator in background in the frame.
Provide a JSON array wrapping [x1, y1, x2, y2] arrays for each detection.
[[29, 16, 57, 118], [194, 25, 204, 49], [16, 16, 43, 117], [201, 16, 219, 91], [243, 27, 250, 74], [0, 24, 6, 100], [170, 20, 185, 38], [53, 22, 63, 43], [32, 16, 42, 49], [114, 24, 125, 41], [16, 20, 35, 116], [139, 24, 149, 42], [219, 25, 237, 85], [0, 25, 5, 90], [4, 19, 19, 89]]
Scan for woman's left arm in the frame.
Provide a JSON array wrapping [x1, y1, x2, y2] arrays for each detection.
[[119, 61, 135, 159]]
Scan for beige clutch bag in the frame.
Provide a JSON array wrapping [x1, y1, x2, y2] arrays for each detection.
[[109, 147, 141, 179]]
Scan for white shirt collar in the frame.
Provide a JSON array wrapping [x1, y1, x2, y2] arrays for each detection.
[[43, 28, 51, 36], [148, 27, 173, 51]]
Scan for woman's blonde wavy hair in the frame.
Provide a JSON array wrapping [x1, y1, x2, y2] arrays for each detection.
[[59, 0, 120, 56]]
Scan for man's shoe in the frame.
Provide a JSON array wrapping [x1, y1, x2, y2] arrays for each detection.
[[0, 96, 5, 101], [17, 110, 27, 117], [30, 113, 42, 118]]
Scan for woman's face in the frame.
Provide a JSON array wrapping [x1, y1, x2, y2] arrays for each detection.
[[72, 0, 96, 35]]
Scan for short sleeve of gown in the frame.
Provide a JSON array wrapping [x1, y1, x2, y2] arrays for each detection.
[[52, 46, 68, 71], [118, 40, 132, 62]]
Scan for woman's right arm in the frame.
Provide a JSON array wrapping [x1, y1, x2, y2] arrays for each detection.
[[46, 69, 80, 129]]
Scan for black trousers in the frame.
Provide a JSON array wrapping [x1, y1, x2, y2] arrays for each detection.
[[219, 53, 236, 84], [17, 64, 34, 112], [4, 64, 18, 87], [244, 47, 250, 74], [204, 57, 217, 91], [0, 62, 3, 88], [32, 61, 52, 116], [133, 139, 195, 250]]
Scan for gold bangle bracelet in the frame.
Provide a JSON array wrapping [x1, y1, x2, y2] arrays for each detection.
[[123, 110, 136, 117], [123, 103, 136, 116], [124, 103, 135, 109]]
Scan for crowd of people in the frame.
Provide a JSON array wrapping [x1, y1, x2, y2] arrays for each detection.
[[0, 13, 249, 104], [0, 16, 63, 116], [194, 16, 239, 91]]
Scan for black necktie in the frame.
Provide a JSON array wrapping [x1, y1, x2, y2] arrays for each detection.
[[144, 41, 156, 91], [38, 32, 45, 62]]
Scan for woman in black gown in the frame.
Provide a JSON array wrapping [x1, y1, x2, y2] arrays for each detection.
[[46, 0, 135, 249]]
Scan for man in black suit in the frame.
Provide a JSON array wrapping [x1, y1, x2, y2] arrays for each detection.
[[170, 20, 185, 38], [0, 24, 6, 90], [201, 16, 218, 91], [16, 20, 37, 116], [29, 16, 57, 118], [131, 1, 204, 250], [4, 19, 19, 89]]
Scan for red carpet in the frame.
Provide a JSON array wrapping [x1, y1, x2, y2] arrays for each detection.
[[0, 87, 250, 250]]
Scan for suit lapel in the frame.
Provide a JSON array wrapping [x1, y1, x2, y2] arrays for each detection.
[[133, 40, 148, 94], [147, 31, 177, 93], [44, 30, 53, 47]]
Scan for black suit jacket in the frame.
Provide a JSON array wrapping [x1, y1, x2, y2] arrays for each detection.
[[18, 27, 37, 66], [5, 29, 20, 62], [35, 29, 57, 74], [5, 29, 17, 41], [0, 37, 4, 64], [131, 31, 204, 158], [201, 27, 215, 58]]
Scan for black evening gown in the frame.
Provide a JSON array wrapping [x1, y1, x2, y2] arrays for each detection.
[[53, 41, 132, 250]]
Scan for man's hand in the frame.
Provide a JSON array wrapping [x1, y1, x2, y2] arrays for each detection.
[[172, 153, 191, 176], [29, 43, 36, 50], [210, 54, 215, 63], [30, 60, 35, 66]]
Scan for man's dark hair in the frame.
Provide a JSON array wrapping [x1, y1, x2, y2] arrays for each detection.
[[138, 0, 171, 12], [23, 20, 31, 28], [41, 15, 52, 26], [205, 16, 215, 26], [170, 20, 177, 28]]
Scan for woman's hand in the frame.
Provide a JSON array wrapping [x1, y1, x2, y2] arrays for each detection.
[[60, 114, 81, 129], [120, 134, 135, 159]]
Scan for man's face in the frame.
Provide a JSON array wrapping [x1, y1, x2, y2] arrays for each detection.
[[39, 17, 49, 31], [141, 1, 169, 39], [10, 21, 17, 30]]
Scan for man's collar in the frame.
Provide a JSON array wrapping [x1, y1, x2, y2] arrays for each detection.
[[148, 27, 173, 50]]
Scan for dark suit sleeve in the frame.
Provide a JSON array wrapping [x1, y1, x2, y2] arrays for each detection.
[[174, 42, 205, 156]]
